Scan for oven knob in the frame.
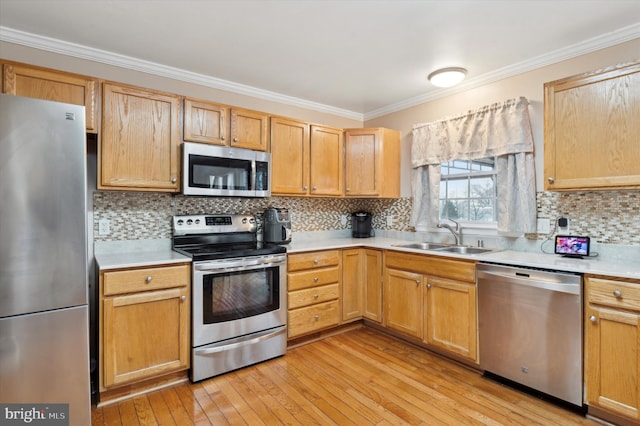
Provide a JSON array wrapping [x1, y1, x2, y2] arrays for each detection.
[[177, 219, 184, 226], [187, 219, 193, 225], [249, 218, 255, 224], [242, 218, 247, 224], [195, 219, 200, 224]]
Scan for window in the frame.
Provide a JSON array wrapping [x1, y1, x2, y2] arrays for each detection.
[[439, 157, 497, 223]]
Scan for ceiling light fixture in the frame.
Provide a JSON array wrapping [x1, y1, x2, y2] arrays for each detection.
[[428, 67, 468, 88]]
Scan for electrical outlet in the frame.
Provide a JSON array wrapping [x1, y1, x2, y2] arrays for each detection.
[[387, 215, 394, 227], [536, 218, 550, 233], [98, 219, 110, 235], [340, 215, 348, 226]]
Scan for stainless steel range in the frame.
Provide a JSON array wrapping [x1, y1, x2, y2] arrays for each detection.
[[172, 214, 287, 382]]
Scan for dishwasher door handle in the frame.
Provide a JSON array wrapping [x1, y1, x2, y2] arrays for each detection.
[[477, 270, 580, 295]]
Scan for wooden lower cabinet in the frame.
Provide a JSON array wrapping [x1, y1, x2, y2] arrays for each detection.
[[287, 250, 341, 338], [99, 263, 190, 394], [424, 276, 477, 361], [585, 276, 640, 422], [384, 268, 423, 338], [342, 248, 382, 323], [383, 251, 478, 362]]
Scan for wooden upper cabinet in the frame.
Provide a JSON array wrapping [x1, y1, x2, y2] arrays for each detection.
[[230, 107, 269, 151], [100, 82, 180, 192], [344, 128, 400, 198], [309, 125, 343, 196], [2, 61, 98, 133], [183, 98, 228, 145], [544, 61, 640, 190], [271, 117, 310, 195]]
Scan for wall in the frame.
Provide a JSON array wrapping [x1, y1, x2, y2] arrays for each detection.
[[3, 39, 640, 246], [364, 39, 640, 245]]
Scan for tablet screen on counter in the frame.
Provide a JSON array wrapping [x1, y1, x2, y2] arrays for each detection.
[[554, 235, 590, 257]]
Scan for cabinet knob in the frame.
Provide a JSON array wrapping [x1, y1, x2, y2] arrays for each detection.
[[145, 276, 152, 283], [314, 315, 320, 320], [415, 279, 420, 285], [589, 315, 597, 323], [313, 259, 319, 265], [312, 186, 317, 191], [427, 284, 432, 289], [313, 277, 319, 282], [233, 137, 238, 142], [547, 177, 555, 183], [613, 290, 622, 298], [346, 188, 350, 192], [171, 177, 177, 183], [303, 185, 308, 190], [181, 295, 186, 302], [313, 293, 319, 299], [221, 136, 225, 141]]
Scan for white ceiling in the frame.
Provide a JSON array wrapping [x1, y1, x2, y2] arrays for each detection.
[[1, 1, 639, 120]]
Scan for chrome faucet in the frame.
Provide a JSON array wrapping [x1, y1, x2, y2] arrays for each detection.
[[437, 219, 462, 245]]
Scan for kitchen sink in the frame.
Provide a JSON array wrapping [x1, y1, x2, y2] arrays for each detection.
[[392, 242, 452, 250], [434, 246, 496, 254]]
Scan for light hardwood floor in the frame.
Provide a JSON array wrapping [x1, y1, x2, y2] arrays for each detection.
[[92, 327, 597, 425]]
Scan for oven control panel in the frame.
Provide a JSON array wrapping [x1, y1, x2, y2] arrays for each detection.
[[173, 214, 256, 235]]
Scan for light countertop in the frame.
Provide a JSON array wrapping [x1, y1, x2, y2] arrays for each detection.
[[95, 235, 640, 280]]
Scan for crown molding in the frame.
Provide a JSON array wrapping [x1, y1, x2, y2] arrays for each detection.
[[0, 26, 364, 121], [2, 22, 638, 123], [364, 22, 640, 120]]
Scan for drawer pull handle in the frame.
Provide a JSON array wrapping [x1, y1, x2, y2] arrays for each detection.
[[612, 290, 622, 298], [180, 295, 186, 302], [145, 276, 153, 283], [427, 284, 431, 288], [313, 277, 319, 282], [313, 293, 319, 299], [589, 315, 597, 323], [313, 259, 319, 265], [314, 315, 320, 320], [415, 279, 420, 285]]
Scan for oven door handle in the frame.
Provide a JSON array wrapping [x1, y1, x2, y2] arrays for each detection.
[[194, 326, 286, 355], [195, 256, 285, 272]]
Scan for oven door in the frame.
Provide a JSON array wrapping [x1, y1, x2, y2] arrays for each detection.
[[192, 254, 286, 347]]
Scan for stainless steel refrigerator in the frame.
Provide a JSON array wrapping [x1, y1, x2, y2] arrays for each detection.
[[0, 95, 91, 425]]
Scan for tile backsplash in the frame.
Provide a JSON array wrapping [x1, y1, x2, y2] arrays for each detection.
[[94, 190, 640, 245]]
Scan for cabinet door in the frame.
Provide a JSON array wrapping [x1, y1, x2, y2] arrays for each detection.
[[424, 276, 477, 361], [309, 125, 343, 196], [345, 129, 378, 196], [2, 63, 98, 132], [102, 287, 189, 388], [344, 128, 400, 198], [271, 117, 309, 195], [101, 83, 180, 191], [544, 61, 640, 190], [585, 305, 640, 421], [363, 249, 383, 323], [383, 268, 422, 338], [342, 249, 364, 321], [183, 98, 228, 145], [230, 108, 269, 151]]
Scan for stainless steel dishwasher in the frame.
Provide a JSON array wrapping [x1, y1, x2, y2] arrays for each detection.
[[477, 263, 583, 407]]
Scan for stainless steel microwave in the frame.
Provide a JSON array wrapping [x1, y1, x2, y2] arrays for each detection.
[[182, 142, 271, 197]]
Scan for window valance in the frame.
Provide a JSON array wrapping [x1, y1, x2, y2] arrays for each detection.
[[411, 96, 534, 167]]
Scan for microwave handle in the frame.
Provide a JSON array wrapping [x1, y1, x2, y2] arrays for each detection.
[[251, 160, 256, 190]]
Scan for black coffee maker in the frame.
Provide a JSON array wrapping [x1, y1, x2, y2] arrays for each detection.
[[351, 212, 373, 238]]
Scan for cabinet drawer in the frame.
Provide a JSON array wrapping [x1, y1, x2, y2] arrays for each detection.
[[288, 300, 340, 338], [288, 267, 340, 291], [288, 250, 340, 272], [288, 284, 339, 309], [587, 277, 640, 312], [103, 264, 190, 296]]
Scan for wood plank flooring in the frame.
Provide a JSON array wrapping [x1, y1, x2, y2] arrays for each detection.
[[92, 327, 598, 425]]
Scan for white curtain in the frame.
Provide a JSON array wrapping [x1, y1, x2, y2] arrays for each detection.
[[410, 97, 536, 234]]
